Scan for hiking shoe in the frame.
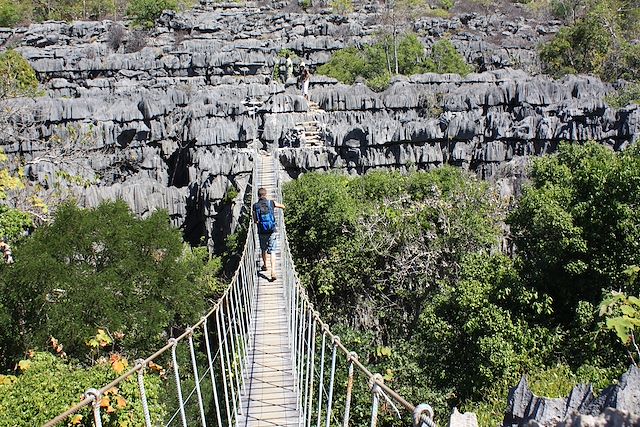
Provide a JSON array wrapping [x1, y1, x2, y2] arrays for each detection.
[[270, 275, 277, 282], [261, 265, 267, 271]]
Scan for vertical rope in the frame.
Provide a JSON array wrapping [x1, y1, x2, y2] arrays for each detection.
[[216, 305, 233, 427], [227, 283, 245, 399], [325, 337, 339, 427], [290, 281, 299, 386], [224, 296, 241, 408], [370, 388, 380, 427], [203, 317, 223, 427], [300, 308, 312, 424], [221, 302, 239, 421], [170, 339, 188, 427], [296, 298, 307, 413], [135, 360, 152, 427], [342, 352, 357, 427], [369, 375, 384, 427], [316, 331, 327, 427], [84, 389, 103, 427], [187, 329, 207, 427], [305, 317, 317, 427]]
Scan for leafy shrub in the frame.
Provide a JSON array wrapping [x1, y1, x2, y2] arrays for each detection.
[[426, 7, 450, 18], [127, 0, 177, 29], [439, 0, 454, 10], [424, 39, 473, 75], [540, 0, 640, 81], [605, 83, 640, 108], [330, 0, 353, 14], [0, 205, 32, 241], [317, 47, 367, 85], [0, 50, 39, 98], [317, 35, 472, 91], [510, 142, 640, 315], [0, 200, 207, 365], [0, 352, 164, 427], [0, 0, 28, 27]]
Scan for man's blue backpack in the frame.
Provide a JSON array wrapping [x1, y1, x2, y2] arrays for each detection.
[[255, 199, 276, 234]]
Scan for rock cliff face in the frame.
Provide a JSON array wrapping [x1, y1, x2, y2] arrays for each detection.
[[1, 1, 638, 247]]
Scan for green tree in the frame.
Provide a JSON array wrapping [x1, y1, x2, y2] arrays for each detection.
[[284, 167, 501, 339], [0, 200, 207, 366], [0, 50, 39, 98], [127, 0, 177, 28], [540, 0, 640, 81], [317, 35, 471, 91], [0, 0, 30, 26], [424, 39, 473, 76], [509, 142, 640, 325], [316, 47, 367, 85], [416, 253, 556, 403]]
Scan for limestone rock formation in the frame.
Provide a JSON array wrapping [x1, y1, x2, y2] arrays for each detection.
[[1, 1, 637, 247], [504, 366, 640, 427]]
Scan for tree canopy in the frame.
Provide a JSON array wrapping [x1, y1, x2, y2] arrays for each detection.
[[0, 200, 213, 366], [317, 35, 472, 91], [509, 142, 640, 324]]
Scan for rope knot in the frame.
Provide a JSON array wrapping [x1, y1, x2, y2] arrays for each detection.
[[348, 351, 358, 361], [413, 403, 435, 427], [333, 335, 341, 345], [135, 358, 146, 369], [168, 338, 178, 347], [84, 388, 101, 404], [369, 373, 384, 392]]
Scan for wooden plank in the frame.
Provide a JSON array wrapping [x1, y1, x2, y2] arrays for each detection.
[[236, 154, 300, 427]]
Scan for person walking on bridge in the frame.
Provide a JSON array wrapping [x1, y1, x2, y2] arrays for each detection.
[[253, 187, 285, 281]]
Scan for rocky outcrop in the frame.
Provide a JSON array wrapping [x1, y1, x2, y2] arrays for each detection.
[[1, 1, 637, 247], [504, 366, 640, 427]]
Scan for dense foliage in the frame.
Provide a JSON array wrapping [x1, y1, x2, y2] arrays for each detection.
[[284, 143, 637, 425], [0, 200, 222, 366], [0, 352, 164, 426], [317, 35, 472, 91], [540, 0, 640, 81], [509, 143, 640, 327]]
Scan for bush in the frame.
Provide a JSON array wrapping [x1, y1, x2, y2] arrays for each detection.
[[0, 200, 207, 366], [330, 0, 353, 14], [317, 47, 367, 85], [605, 83, 640, 108], [540, 0, 640, 81], [424, 39, 472, 76], [0, 352, 164, 427], [127, 0, 177, 29], [317, 35, 472, 91], [0, 50, 39, 98], [0, 0, 28, 27], [508, 142, 640, 325]]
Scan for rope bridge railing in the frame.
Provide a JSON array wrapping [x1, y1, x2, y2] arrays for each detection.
[[272, 153, 437, 427], [43, 154, 262, 427], [43, 150, 437, 427]]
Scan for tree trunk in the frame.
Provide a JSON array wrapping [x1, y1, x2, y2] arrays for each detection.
[[393, 27, 399, 74]]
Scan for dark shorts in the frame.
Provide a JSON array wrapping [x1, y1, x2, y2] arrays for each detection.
[[258, 232, 276, 254]]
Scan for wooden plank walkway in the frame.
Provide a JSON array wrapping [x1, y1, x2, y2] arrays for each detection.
[[236, 154, 300, 427]]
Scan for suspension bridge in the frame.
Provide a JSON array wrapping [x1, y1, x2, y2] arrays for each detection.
[[43, 152, 436, 427]]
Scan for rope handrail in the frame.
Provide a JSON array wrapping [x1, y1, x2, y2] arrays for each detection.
[[43, 151, 261, 427], [274, 152, 436, 427], [43, 149, 436, 427]]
